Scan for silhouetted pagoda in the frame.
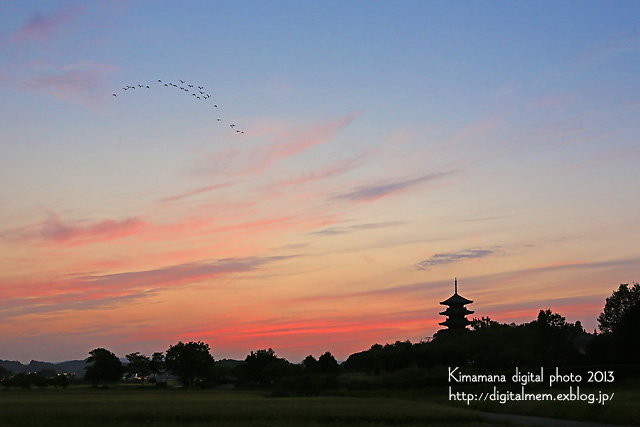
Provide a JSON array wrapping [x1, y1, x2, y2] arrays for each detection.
[[439, 278, 474, 331]]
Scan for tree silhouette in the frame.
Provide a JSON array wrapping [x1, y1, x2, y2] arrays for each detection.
[[470, 316, 501, 331], [615, 302, 640, 363], [317, 352, 340, 375], [84, 348, 123, 387], [165, 341, 214, 387], [0, 365, 12, 380], [597, 283, 640, 333], [344, 344, 385, 374], [150, 352, 165, 382], [533, 309, 583, 366], [242, 348, 291, 384], [125, 352, 152, 386], [302, 355, 318, 373]]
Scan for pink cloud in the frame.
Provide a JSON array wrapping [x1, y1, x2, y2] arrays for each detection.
[[1, 205, 336, 251], [158, 181, 236, 203], [10, 7, 83, 44], [19, 61, 118, 105], [205, 213, 338, 238], [334, 171, 453, 203], [196, 112, 362, 176], [2, 213, 145, 246], [0, 256, 286, 320], [256, 112, 361, 167], [268, 150, 371, 189]]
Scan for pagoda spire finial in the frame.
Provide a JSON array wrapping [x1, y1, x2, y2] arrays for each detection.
[[455, 277, 457, 294]]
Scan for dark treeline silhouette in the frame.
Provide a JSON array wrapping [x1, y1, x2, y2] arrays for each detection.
[[344, 311, 586, 376], [0, 359, 86, 376], [345, 283, 638, 369], [2, 283, 638, 393], [0, 370, 69, 389]]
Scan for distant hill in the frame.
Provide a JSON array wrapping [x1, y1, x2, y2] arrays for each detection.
[[0, 359, 87, 375], [216, 359, 243, 368], [0, 357, 242, 377]]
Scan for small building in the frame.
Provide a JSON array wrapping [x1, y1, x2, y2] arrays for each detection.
[[439, 278, 474, 331]]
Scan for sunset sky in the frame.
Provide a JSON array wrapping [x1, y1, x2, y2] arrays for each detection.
[[1, 1, 639, 363]]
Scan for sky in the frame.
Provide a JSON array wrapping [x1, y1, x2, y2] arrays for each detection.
[[1, 0, 639, 364]]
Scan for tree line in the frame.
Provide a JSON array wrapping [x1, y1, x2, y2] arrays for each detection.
[[80, 344, 342, 392], [2, 282, 638, 393], [345, 283, 638, 373]]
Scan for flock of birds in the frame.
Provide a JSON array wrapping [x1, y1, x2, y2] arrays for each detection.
[[112, 79, 244, 134]]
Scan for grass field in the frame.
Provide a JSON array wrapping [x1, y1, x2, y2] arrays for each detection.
[[0, 387, 498, 427], [1, 383, 638, 426], [336, 371, 639, 426], [453, 379, 640, 426]]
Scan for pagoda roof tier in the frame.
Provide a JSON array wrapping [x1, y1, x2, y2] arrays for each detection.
[[440, 292, 473, 305], [439, 317, 472, 327], [439, 307, 474, 316]]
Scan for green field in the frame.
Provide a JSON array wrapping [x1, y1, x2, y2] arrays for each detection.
[[0, 387, 494, 427], [457, 380, 640, 426], [1, 384, 639, 426]]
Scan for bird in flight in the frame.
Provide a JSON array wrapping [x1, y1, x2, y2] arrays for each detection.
[[113, 77, 246, 135]]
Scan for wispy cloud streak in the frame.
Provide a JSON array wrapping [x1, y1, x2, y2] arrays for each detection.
[[196, 112, 361, 176], [415, 248, 499, 270], [20, 62, 116, 102], [9, 7, 82, 44], [1, 213, 145, 246], [288, 257, 640, 309], [82, 257, 279, 290], [19, 61, 117, 105], [0, 256, 287, 319], [311, 221, 407, 236], [158, 182, 235, 203], [270, 151, 370, 188], [334, 171, 452, 203], [254, 112, 361, 171]]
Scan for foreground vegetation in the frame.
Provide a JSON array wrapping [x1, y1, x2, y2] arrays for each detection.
[[458, 379, 640, 426], [1, 379, 639, 427], [335, 371, 640, 426], [0, 387, 492, 427]]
